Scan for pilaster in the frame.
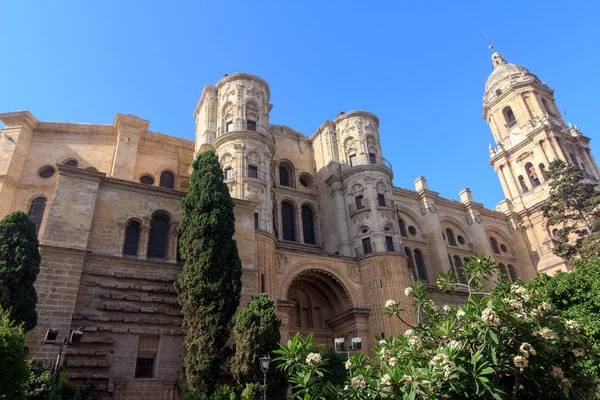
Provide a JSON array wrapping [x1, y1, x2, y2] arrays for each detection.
[[110, 114, 149, 181]]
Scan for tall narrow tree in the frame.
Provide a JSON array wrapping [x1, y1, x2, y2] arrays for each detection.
[[541, 159, 600, 261], [175, 151, 243, 395], [0, 211, 41, 332]]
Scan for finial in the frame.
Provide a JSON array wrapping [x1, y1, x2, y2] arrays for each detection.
[[486, 35, 495, 52]]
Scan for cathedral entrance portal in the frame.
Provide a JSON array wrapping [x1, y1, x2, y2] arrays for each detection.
[[283, 269, 369, 349]]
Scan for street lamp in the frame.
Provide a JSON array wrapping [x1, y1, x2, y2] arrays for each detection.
[[259, 355, 271, 400], [45, 327, 84, 400]]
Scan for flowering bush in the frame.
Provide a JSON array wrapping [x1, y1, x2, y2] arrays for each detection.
[[274, 255, 599, 399]]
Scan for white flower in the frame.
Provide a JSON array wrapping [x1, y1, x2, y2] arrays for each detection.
[[448, 340, 460, 349], [351, 375, 365, 389], [385, 299, 397, 308], [421, 380, 430, 385], [345, 359, 352, 370], [537, 328, 555, 340], [305, 352, 321, 367], [343, 385, 349, 391], [389, 357, 398, 366], [566, 320, 580, 331], [380, 347, 391, 359], [481, 308, 500, 327], [408, 336, 422, 347], [456, 309, 466, 319], [530, 308, 542, 319], [540, 301, 551, 311], [442, 304, 452, 313], [519, 343, 536, 358], [402, 375, 414, 383], [513, 355, 528, 371], [430, 353, 450, 366], [380, 374, 391, 385], [572, 348, 585, 357], [404, 329, 414, 337], [507, 299, 525, 313], [405, 287, 413, 296], [551, 367, 564, 379], [379, 339, 386, 345]]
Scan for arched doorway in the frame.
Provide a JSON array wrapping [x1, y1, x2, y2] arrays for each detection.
[[285, 269, 365, 348]]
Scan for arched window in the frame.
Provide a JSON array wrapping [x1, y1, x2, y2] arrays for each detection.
[[518, 175, 528, 192], [27, 197, 47, 233], [525, 162, 540, 187], [279, 161, 294, 187], [490, 237, 501, 254], [503, 106, 517, 127], [159, 171, 175, 189], [414, 249, 428, 283], [497, 263, 508, 279], [123, 220, 141, 256], [398, 218, 407, 237], [301, 205, 316, 245], [507, 264, 518, 282], [63, 159, 79, 167], [446, 228, 457, 246], [147, 212, 170, 258], [140, 175, 155, 185], [281, 201, 296, 241], [453, 255, 466, 284], [539, 163, 548, 180]]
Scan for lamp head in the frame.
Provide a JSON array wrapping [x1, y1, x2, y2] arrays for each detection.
[[334, 337, 345, 352], [259, 355, 271, 370], [45, 328, 59, 342], [351, 337, 362, 351], [70, 328, 84, 344]]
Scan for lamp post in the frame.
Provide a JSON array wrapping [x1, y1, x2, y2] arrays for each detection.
[[44, 327, 84, 400], [259, 354, 271, 400]]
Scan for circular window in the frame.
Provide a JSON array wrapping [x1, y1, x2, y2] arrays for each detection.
[[457, 235, 465, 245], [140, 175, 155, 185], [63, 159, 79, 167], [500, 244, 508, 253], [361, 228, 368, 234], [408, 226, 417, 235], [39, 167, 55, 178], [299, 173, 314, 188]]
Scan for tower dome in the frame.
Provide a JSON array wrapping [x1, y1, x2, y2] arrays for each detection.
[[484, 51, 541, 94]]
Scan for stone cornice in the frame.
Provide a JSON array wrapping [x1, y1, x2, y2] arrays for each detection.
[[34, 121, 115, 137], [101, 176, 187, 200], [113, 113, 150, 132], [0, 110, 38, 130], [57, 165, 105, 182], [140, 131, 195, 151], [215, 73, 271, 99], [483, 81, 555, 116], [212, 131, 275, 154], [0, 174, 18, 187], [333, 110, 380, 128]]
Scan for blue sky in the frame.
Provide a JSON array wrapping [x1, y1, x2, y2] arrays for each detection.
[[1, 1, 599, 208]]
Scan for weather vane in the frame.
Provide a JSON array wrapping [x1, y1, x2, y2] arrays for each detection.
[[486, 35, 495, 52]]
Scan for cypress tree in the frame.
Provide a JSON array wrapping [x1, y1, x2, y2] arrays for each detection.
[[231, 293, 287, 399], [0, 211, 41, 332], [175, 151, 243, 394]]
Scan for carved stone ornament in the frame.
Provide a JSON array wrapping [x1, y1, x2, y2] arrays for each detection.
[[247, 183, 264, 194], [420, 202, 438, 215], [351, 183, 364, 195], [346, 263, 362, 283], [233, 143, 245, 151], [246, 85, 261, 99], [380, 211, 394, 220], [466, 214, 484, 225], [248, 152, 260, 164], [515, 151, 533, 164], [276, 253, 289, 273], [375, 181, 386, 194]]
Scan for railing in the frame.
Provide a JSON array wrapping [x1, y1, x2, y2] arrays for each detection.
[[340, 155, 393, 173], [215, 121, 276, 144], [243, 168, 267, 181], [254, 219, 271, 233], [507, 120, 517, 128], [348, 202, 370, 215], [377, 198, 395, 209], [384, 241, 405, 254], [355, 245, 373, 258], [356, 242, 405, 258]]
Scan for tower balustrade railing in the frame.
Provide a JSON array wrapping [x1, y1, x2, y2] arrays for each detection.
[[215, 121, 276, 144], [338, 155, 392, 174]]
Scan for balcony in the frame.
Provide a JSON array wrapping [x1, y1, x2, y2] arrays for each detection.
[[376, 197, 395, 209], [215, 120, 276, 143], [355, 241, 405, 258], [254, 219, 271, 234], [243, 167, 267, 181], [348, 202, 370, 216], [340, 155, 392, 173]]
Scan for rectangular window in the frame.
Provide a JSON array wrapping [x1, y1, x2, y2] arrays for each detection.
[[369, 153, 377, 164], [247, 120, 256, 131], [226, 121, 233, 132], [349, 154, 357, 167], [224, 167, 233, 180], [248, 165, 258, 179], [377, 194, 386, 207], [254, 213, 259, 230], [135, 335, 159, 379], [261, 273, 265, 293], [362, 238, 372, 255], [385, 236, 394, 251], [355, 195, 365, 210]]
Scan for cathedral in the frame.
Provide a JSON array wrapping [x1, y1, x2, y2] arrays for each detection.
[[0, 49, 598, 399]]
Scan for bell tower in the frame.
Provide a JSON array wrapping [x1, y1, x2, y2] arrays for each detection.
[[483, 45, 600, 274]]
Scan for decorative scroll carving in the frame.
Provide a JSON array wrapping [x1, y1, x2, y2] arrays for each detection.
[[420, 202, 438, 215], [276, 253, 289, 273], [346, 263, 362, 284], [466, 214, 484, 225]]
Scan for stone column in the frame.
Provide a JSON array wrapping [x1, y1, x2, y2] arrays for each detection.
[[168, 222, 179, 264], [138, 217, 152, 260], [583, 148, 600, 177]]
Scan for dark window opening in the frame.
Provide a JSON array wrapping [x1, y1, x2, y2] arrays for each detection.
[[385, 236, 394, 251], [247, 165, 258, 179], [408, 225, 417, 235], [254, 213, 259, 230], [349, 154, 357, 167], [500, 244, 508, 253], [377, 194, 386, 207], [260, 274, 265, 293], [281, 201, 296, 241], [453, 255, 466, 284], [398, 219, 407, 237], [457, 235, 465, 245], [27, 197, 46, 233], [504, 107, 517, 127], [279, 165, 291, 187], [247, 120, 256, 131], [301, 205, 316, 245], [446, 228, 457, 246], [39, 167, 55, 178], [140, 175, 154, 185], [490, 237, 501, 254], [518, 175, 528, 192], [159, 171, 175, 189], [368, 153, 377, 164], [507, 264, 517, 282], [414, 249, 427, 282], [355, 195, 365, 210], [123, 220, 141, 256], [135, 358, 155, 379], [226, 121, 233, 132], [525, 162, 540, 187], [224, 167, 233, 180], [498, 263, 508, 279], [63, 159, 79, 167], [539, 163, 548, 180], [147, 213, 170, 258], [362, 238, 372, 255]]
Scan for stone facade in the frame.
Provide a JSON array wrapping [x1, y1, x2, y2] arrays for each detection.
[[0, 51, 596, 399]]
